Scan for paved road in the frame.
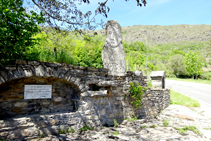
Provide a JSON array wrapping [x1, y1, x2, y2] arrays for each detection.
[[166, 79, 211, 117]]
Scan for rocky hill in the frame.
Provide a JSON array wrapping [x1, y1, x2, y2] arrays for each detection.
[[97, 24, 211, 45]]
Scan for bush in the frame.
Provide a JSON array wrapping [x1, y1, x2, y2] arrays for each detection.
[[127, 82, 147, 108]]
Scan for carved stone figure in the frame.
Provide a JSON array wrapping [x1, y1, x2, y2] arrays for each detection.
[[102, 20, 126, 76]]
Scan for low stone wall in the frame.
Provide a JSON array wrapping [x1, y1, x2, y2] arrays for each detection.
[[0, 61, 170, 140]]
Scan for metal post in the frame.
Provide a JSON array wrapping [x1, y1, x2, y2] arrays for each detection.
[[127, 60, 129, 71]]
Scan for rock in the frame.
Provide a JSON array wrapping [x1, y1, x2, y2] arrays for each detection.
[[53, 97, 62, 102], [81, 90, 108, 97], [173, 114, 195, 121], [14, 102, 27, 107], [135, 70, 141, 76], [16, 60, 27, 65], [102, 20, 126, 76]]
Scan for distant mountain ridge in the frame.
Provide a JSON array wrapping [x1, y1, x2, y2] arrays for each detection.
[[96, 24, 211, 45]]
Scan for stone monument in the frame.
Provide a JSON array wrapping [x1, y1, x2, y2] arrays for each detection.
[[102, 20, 126, 76]]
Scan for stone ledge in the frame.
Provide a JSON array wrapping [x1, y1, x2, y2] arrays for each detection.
[[97, 81, 118, 87], [81, 90, 108, 97]]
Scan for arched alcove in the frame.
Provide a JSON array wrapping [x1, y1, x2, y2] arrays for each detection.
[[0, 76, 81, 119]]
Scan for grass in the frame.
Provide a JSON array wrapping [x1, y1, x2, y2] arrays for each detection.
[[141, 125, 148, 129], [40, 134, 45, 138], [151, 124, 157, 128], [79, 124, 94, 132], [58, 129, 67, 134], [68, 128, 75, 133], [125, 115, 138, 121], [170, 90, 200, 107], [163, 120, 169, 127], [113, 119, 119, 127], [175, 126, 201, 135], [113, 131, 119, 135], [203, 128, 211, 130], [167, 77, 211, 85]]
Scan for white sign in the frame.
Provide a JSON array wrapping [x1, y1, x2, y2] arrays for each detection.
[[24, 85, 52, 99]]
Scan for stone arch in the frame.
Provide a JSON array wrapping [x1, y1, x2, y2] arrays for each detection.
[[0, 76, 84, 119], [0, 63, 89, 92]]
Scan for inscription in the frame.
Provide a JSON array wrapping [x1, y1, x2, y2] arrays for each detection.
[[24, 85, 52, 99]]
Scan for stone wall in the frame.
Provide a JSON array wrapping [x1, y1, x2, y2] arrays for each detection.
[[0, 60, 170, 140]]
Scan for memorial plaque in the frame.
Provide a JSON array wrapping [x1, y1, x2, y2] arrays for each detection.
[[24, 85, 52, 99]]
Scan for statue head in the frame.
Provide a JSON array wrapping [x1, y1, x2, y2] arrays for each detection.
[[106, 20, 122, 48]]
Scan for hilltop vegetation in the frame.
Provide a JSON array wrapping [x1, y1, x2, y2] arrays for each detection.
[[97, 24, 211, 45], [2, 24, 211, 80]]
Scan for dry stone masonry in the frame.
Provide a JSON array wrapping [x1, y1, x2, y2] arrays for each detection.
[[0, 20, 170, 140], [0, 60, 170, 140]]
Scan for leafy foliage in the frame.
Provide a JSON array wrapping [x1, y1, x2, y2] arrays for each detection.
[[0, 0, 44, 65], [25, 27, 104, 67], [128, 82, 147, 108], [169, 54, 186, 77], [184, 51, 205, 79]]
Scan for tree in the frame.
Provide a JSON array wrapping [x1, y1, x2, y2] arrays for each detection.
[[30, 0, 147, 31], [0, 0, 45, 65], [169, 54, 186, 77], [184, 51, 205, 79]]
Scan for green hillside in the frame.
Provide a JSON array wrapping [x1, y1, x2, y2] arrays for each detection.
[[8, 25, 211, 80]]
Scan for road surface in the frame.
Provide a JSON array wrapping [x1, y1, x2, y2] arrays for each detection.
[[166, 79, 211, 117]]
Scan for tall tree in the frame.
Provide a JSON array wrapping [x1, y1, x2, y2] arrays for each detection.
[[0, 0, 45, 65], [184, 51, 205, 79]]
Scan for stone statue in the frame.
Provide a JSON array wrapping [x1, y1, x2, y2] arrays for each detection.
[[102, 20, 126, 76]]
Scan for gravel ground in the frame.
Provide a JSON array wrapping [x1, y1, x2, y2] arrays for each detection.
[[32, 104, 211, 141]]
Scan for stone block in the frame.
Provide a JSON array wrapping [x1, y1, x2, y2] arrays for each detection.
[[27, 61, 40, 65], [116, 97, 124, 101], [21, 127, 40, 137], [14, 102, 27, 108], [81, 90, 107, 97], [50, 120, 59, 126], [97, 81, 118, 87], [16, 60, 27, 65], [53, 97, 63, 102], [86, 115, 99, 120], [99, 109, 106, 116]]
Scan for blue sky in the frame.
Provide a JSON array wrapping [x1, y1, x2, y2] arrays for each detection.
[[23, 0, 211, 29], [92, 0, 211, 28]]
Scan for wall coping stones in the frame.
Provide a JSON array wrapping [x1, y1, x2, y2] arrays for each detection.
[[81, 90, 108, 97], [97, 81, 118, 87]]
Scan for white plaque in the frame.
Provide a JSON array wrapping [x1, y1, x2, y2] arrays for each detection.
[[24, 85, 52, 99]]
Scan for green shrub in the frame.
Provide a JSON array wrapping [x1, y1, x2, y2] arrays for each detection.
[[127, 82, 147, 108]]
